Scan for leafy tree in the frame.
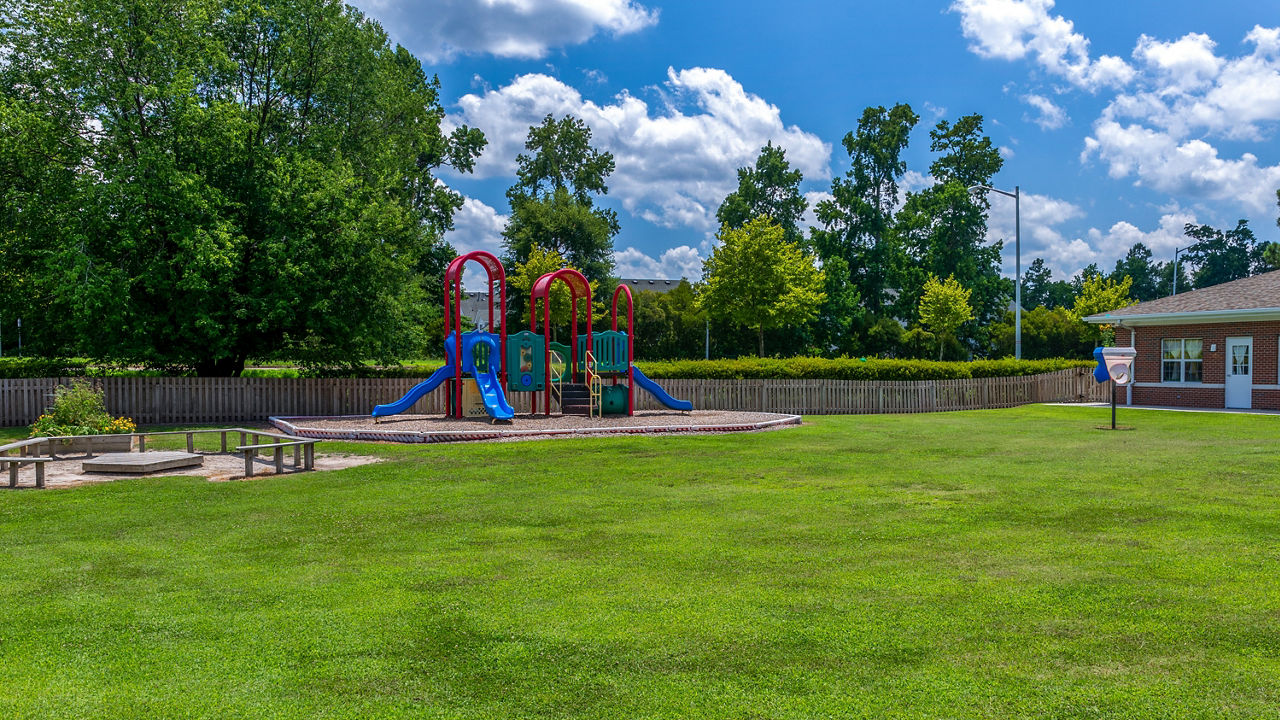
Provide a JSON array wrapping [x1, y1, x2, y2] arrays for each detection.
[[1261, 242, 1280, 272], [803, 256, 863, 356], [630, 281, 706, 360], [716, 142, 808, 244], [1184, 220, 1264, 288], [1156, 258, 1192, 296], [1070, 263, 1103, 296], [503, 114, 617, 288], [812, 103, 918, 314], [0, 0, 485, 375], [508, 245, 579, 332], [989, 306, 1092, 359], [894, 115, 1008, 339], [1072, 274, 1135, 345], [918, 275, 974, 360], [1111, 243, 1162, 301], [1021, 258, 1076, 310], [697, 217, 825, 357]]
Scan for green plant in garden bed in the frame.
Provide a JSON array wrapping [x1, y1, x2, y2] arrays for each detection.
[[27, 381, 136, 437]]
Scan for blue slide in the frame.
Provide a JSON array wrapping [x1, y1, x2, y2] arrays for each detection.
[[631, 365, 693, 412], [471, 337, 515, 420], [372, 364, 454, 417], [372, 332, 515, 420]]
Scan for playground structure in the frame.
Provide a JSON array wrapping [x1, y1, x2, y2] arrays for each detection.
[[372, 250, 691, 421]]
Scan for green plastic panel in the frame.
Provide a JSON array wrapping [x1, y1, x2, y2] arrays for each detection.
[[577, 331, 629, 374], [507, 330, 545, 392]]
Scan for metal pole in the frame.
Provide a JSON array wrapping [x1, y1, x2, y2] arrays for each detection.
[[1172, 247, 1186, 295], [16, 318, 20, 357], [1111, 381, 1117, 430], [1014, 186, 1021, 361], [704, 317, 709, 360]]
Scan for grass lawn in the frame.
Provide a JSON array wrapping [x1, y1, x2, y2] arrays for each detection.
[[1, 405, 1279, 718]]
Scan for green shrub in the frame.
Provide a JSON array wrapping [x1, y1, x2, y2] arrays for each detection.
[[634, 357, 1093, 381], [0, 357, 89, 378], [28, 380, 136, 437]]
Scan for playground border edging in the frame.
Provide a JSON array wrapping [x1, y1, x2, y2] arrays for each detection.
[[269, 413, 802, 444]]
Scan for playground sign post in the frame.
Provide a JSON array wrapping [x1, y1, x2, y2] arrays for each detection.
[[1093, 347, 1136, 430]]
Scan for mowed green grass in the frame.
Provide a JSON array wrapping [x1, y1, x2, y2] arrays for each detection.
[[1, 405, 1279, 719]]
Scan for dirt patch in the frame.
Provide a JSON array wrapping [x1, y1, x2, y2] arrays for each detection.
[[7, 451, 381, 489], [275, 410, 801, 444]]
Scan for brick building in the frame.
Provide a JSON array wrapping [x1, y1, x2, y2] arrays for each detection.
[[1086, 270, 1280, 410]]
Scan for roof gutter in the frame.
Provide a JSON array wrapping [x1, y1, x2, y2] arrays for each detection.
[[1085, 306, 1280, 326]]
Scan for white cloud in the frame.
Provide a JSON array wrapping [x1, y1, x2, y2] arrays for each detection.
[[950, 0, 1135, 90], [350, 0, 657, 63], [1082, 119, 1280, 212], [446, 196, 508, 256], [614, 245, 704, 281], [1021, 93, 1068, 129], [983, 191, 1089, 277], [1087, 209, 1198, 260], [1133, 32, 1222, 93], [449, 67, 831, 233]]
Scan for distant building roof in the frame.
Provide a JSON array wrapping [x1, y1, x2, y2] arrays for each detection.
[[1085, 270, 1280, 326], [619, 278, 683, 293]]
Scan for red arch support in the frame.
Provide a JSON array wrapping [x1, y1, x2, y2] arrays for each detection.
[[443, 251, 507, 418], [529, 268, 593, 415], [612, 284, 635, 416]]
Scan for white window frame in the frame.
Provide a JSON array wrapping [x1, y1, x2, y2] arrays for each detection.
[[1161, 338, 1204, 384]]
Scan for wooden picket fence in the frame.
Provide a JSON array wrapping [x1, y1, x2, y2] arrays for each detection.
[[0, 369, 1108, 426]]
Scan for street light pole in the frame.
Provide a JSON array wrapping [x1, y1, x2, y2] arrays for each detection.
[[1172, 246, 1187, 295], [969, 184, 1021, 360]]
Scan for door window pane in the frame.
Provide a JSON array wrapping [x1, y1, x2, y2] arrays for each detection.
[[1232, 345, 1250, 375]]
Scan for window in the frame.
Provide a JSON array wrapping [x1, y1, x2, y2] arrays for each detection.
[[1162, 339, 1203, 382]]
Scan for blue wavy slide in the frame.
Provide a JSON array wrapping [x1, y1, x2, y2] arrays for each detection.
[[471, 337, 514, 420], [631, 365, 693, 412], [372, 364, 454, 418]]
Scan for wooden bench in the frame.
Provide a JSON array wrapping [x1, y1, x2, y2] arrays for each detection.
[[234, 439, 317, 477], [0, 456, 54, 488]]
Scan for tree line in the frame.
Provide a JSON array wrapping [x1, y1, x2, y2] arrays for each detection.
[[2, 0, 1277, 373]]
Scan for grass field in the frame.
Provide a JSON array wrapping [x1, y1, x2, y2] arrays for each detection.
[[1, 405, 1278, 718]]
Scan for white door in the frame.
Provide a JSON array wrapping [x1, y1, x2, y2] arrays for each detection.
[[1225, 336, 1253, 409]]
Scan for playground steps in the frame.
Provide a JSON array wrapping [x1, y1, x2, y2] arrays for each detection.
[[559, 383, 592, 415]]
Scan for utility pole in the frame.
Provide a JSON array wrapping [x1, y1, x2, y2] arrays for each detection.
[[1172, 247, 1187, 295]]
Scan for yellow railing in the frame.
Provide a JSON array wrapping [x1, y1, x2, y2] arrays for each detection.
[[585, 350, 602, 418], [549, 349, 566, 413]]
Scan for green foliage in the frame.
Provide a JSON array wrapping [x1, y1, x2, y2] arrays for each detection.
[[0, 357, 88, 378], [1021, 258, 1077, 309], [989, 306, 1094, 359], [1262, 242, 1280, 272], [630, 282, 706, 360], [0, 0, 484, 375], [28, 380, 135, 436], [635, 356, 1092, 380], [1072, 274, 1136, 320], [918, 274, 975, 360], [1184, 220, 1266, 288], [894, 115, 1008, 336], [1110, 243, 1162, 301], [812, 103, 918, 314], [716, 142, 808, 245], [508, 245, 579, 329], [503, 114, 616, 286], [697, 217, 825, 356]]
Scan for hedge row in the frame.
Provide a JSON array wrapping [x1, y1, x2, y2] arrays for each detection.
[[2, 356, 1095, 381], [633, 357, 1094, 381]]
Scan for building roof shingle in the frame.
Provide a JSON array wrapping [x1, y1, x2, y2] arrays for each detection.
[[1086, 269, 1280, 323]]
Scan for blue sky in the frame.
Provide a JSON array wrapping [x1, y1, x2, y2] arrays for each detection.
[[350, 0, 1280, 283]]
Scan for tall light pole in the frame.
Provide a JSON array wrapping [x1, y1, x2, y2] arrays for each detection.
[[1172, 246, 1188, 295], [969, 184, 1021, 360]]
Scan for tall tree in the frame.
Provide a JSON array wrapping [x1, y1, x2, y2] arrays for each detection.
[[697, 217, 825, 356], [503, 114, 617, 288], [1020, 258, 1075, 309], [812, 103, 919, 314], [716, 142, 808, 244], [1183, 220, 1264, 289], [918, 275, 974, 360], [1111, 243, 1161, 301], [0, 0, 484, 374], [894, 114, 1008, 336]]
